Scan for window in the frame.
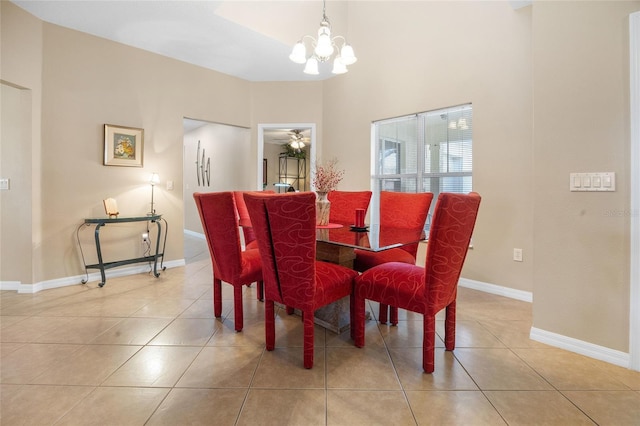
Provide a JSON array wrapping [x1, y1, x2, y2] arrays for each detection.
[[371, 104, 473, 228]]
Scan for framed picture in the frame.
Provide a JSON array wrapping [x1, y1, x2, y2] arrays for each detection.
[[104, 124, 144, 167]]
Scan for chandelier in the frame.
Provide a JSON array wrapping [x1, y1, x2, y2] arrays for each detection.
[[289, 0, 357, 75]]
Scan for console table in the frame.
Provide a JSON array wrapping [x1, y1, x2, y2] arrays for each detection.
[[79, 215, 167, 287]]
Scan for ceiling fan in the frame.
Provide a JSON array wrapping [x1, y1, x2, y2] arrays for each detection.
[[288, 129, 308, 150], [272, 129, 310, 151]]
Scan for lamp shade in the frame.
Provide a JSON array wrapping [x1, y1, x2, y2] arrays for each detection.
[[289, 42, 307, 64], [340, 44, 357, 65], [150, 173, 160, 185], [304, 57, 319, 75], [331, 57, 347, 74]]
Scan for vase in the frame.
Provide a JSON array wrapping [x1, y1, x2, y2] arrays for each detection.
[[315, 191, 331, 226]]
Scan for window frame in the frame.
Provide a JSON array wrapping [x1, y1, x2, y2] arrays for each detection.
[[370, 104, 473, 228]]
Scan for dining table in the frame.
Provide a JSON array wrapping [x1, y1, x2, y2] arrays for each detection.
[[313, 222, 426, 333], [239, 217, 426, 333]]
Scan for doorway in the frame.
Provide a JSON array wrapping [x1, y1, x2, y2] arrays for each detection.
[[257, 123, 317, 191]]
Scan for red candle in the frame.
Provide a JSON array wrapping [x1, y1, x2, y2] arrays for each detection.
[[355, 208, 365, 228]]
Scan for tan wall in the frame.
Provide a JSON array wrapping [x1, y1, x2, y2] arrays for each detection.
[[532, 1, 639, 352], [37, 23, 254, 281], [250, 82, 323, 167], [0, 84, 33, 283], [183, 123, 252, 234], [1, 1, 254, 283], [0, 2, 43, 284], [323, 1, 535, 294]]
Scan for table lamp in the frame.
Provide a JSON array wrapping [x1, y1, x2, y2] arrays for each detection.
[[149, 172, 160, 215]]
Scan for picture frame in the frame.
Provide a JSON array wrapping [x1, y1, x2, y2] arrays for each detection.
[[104, 124, 144, 167]]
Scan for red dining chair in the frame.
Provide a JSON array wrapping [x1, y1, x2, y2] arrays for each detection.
[[244, 192, 358, 369], [233, 190, 276, 250], [193, 192, 264, 331], [353, 192, 481, 373], [354, 191, 433, 324], [327, 190, 372, 224]]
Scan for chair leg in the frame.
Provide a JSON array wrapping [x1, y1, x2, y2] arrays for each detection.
[[257, 281, 264, 302], [265, 300, 275, 351], [233, 285, 243, 332], [213, 278, 223, 318], [390, 306, 399, 326], [378, 303, 388, 324], [354, 294, 366, 348], [423, 314, 436, 373], [303, 309, 315, 369], [350, 293, 355, 340], [444, 301, 456, 351]]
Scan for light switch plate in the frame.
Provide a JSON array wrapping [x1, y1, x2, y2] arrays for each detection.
[[570, 172, 615, 192]]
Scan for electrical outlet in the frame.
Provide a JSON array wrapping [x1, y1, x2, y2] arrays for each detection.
[[513, 248, 523, 262], [142, 233, 149, 243]]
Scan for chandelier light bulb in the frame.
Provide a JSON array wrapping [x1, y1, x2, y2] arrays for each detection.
[[314, 24, 334, 60]]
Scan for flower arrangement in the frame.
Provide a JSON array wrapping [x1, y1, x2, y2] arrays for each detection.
[[312, 158, 344, 193]]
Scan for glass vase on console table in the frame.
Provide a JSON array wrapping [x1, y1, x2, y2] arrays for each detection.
[[316, 191, 330, 226]]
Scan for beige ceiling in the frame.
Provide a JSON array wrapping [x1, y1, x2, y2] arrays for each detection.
[[11, 0, 352, 82]]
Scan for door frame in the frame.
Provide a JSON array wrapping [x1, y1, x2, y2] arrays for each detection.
[[257, 123, 317, 191], [629, 11, 639, 371]]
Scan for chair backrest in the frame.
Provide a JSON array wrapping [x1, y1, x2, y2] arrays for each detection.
[[244, 192, 317, 310], [193, 192, 243, 282], [233, 191, 257, 244], [327, 190, 372, 223], [424, 192, 481, 315], [379, 191, 433, 257]]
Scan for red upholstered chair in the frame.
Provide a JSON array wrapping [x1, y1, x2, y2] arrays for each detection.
[[193, 192, 264, 331], [233, 191, 259, 250], [233, 190, 275, 250], [327, 190, 372, 224], [354, 191, 433, 324], [244, 192, 358, 369], [353, 192, 481, 373]]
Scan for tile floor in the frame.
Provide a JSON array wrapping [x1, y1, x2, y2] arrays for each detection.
[[1, 237, 639, 425]]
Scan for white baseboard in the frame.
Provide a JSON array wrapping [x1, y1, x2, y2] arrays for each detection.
[[184, 229, 205, 240], [0, 281, 21, 291], [459, 277, 634, 369], [459, 277, 533, 302], [0, 259, 185, 294], [530, 327, 630, 368]]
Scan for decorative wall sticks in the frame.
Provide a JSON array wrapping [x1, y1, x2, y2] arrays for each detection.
[[195, 140, 211, 187]]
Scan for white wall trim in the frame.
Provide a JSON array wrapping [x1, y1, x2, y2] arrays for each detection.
[[530, 327, 629, 368], [0, 260, 185, 294], [0, 281, 21, 291], [459, 277, 533, 302], [184, 229, 205, 240], [629, 11, 640, 371]]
